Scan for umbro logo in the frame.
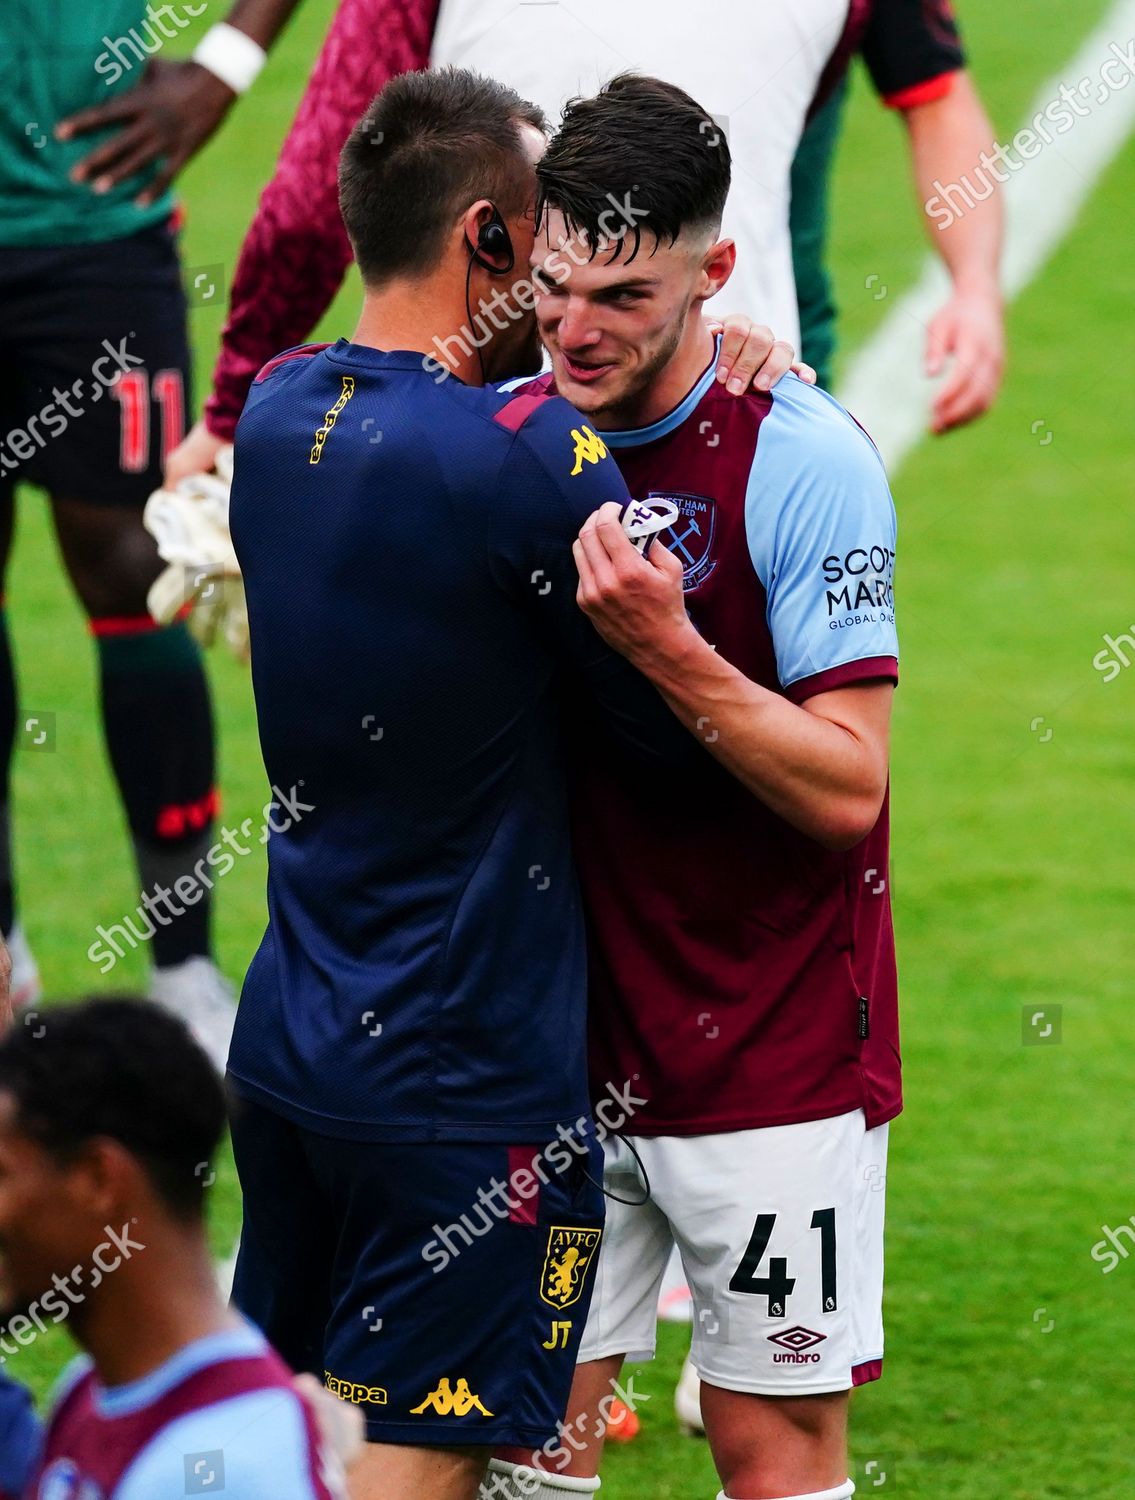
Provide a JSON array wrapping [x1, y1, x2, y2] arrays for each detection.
[[768, 1326, 827, 1364], [768, 1325, 826, 1350]]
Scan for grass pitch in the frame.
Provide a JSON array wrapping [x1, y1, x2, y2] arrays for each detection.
[[7, 3, 1134, 1494]]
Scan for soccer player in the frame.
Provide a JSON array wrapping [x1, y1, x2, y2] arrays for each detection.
[[0, 1, 301, 1053], [791, 0, 1003, 424], [483, 76, 900, 1500], [224, 67, 711, 1500], [0, 997, 345, 1498], [166, 0, 1002, 488]]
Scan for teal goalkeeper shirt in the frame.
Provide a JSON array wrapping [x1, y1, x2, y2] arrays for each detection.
[[0, 0, 176, 246]]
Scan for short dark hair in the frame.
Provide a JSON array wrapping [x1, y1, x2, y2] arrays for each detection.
[[0, 998, 226, 1221], [339, 66, 546, 284], [536, 73, 731, 261]]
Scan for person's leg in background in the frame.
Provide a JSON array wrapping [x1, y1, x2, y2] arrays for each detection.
[[788, 77, 850, 391], [0, 477, 34, 1005], [3, 224, 234, 1061], [49, 494, 225, 1017]]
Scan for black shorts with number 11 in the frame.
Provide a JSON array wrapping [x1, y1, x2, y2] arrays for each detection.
[[0, 218, 190, 505]]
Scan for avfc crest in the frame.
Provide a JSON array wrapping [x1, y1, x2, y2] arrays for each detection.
[[539, 1226, 603, 1309], [649, 491, 718, 591]]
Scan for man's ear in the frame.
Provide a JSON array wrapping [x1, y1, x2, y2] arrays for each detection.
[[65, 1136, 140, 1224], [695, 237, 736, 305], [461, 199, 495, 257]]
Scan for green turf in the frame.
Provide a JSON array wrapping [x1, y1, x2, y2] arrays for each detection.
[[6, 3, 1135, 1495]]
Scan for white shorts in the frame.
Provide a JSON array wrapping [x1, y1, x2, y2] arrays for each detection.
[[578, 1110, 888, 1395]]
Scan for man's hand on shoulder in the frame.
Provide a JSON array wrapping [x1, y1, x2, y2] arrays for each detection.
[[708, 315, 817, 395]]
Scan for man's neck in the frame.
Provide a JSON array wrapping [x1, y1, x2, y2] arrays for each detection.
[[592, 318, 717, 432], [352, 281, 482, 386], [76, 1234, 237, 1390]]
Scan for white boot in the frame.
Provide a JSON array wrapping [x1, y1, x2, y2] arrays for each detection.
[[149, 956, 236, 1071], [7, 924, 41, 1010], [674, 1352, 705, 1437]]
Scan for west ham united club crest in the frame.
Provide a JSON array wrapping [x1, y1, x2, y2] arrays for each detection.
[[649, 491, 717, 591]]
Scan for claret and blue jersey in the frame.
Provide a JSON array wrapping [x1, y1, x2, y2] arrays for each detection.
[[515, 347, 903, 1136], [19, 1323, 337, 1499]]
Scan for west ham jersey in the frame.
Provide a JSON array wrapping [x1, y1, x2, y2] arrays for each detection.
[[520, 351, 901, 1133], [430, 0, 866, 347], [228, 341, 690, 1142], [26, 1324, 339, 1499]]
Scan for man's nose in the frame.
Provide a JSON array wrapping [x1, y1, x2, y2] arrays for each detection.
[[557, 299, 603, 350]]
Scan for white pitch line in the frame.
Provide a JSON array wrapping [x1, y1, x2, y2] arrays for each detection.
[[838, 0, 1135, 472]]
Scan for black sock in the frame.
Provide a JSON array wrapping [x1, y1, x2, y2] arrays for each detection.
[[93, 617, 216, 967]]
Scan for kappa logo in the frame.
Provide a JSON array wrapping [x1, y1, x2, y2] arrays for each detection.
[[324, 1371, 388, 1406], [650, 491, 718, 590], [570, 426, 608, 475], [310, 375, 355, 464], [410, 1377, 494, 1417], [540, 1225, 603, 1309], [767, 1326, 827, 1365]]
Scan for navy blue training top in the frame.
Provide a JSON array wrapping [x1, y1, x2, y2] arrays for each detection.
[[227, 339, 685, 1141]]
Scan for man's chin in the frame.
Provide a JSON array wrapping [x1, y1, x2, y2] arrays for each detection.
[[554, 368, 622, 418]]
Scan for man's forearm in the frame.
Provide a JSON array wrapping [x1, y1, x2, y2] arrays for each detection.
[[205, 0, 439, 439], [910, 71, 1003, 291], [221, 0, 305, 48], [639, 627, 888, 850]]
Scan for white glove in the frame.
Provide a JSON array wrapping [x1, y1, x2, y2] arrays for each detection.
[[144, 445, 250, 662]]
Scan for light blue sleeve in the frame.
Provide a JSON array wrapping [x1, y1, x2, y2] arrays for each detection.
[[116, 1388, 340, 1500], [745, 378, 899, 698]]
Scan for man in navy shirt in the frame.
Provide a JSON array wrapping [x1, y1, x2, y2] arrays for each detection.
[[226, 66, 698, 1500]]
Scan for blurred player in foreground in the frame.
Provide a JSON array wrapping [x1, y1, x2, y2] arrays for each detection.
[[166, 0, 1001, 491], [0, 1, 302, 1054], [0, 997, 350, 1498], [482, 76, 900, 1500]]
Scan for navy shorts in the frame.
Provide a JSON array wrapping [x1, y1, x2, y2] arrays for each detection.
[[0, 220, 191, 505], [228, 1091, 606, 1450]]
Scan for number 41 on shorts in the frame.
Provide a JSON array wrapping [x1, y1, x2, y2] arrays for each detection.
[[728, 1208, 837, 1317]]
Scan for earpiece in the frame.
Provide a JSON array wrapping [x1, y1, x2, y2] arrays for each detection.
[[469, 205, 515, 274]]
